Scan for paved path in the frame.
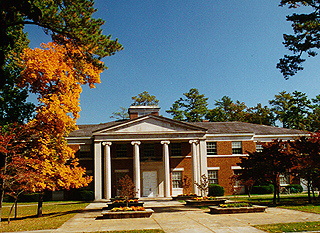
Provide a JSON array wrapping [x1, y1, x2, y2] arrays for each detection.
[[52, 200, 320, 233]]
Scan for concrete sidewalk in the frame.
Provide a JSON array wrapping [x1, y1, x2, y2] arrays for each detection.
[[51, 200, 320, 233]]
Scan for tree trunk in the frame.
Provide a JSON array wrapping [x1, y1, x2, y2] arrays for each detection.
[[0, 187, 4, 222], [272, 176, 278, 206], [307, 178, 312, 204], [14, 199, 17, 219], [37, 194, 43, 217]]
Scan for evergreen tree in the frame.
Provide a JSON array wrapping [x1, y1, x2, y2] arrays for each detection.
[[278, 1, 320, 78], [131, 91, 159, 106], [167, 88, 208, 122]]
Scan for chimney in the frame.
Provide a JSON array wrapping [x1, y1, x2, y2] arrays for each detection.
[[128, 106, 160, 119]]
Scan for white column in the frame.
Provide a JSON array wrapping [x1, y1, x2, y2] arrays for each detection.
[[199, 140, 208, 177], [102, 142, 112, 200], [161, 140, 170, 197], [189, 140, 199, 195], [131, 141, 141, 198], [94, 142, 102, 200]]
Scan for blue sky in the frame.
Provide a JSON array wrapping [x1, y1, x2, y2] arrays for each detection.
[[26, 0, 320, 124]]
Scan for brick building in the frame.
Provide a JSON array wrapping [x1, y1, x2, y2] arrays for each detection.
[[67, 106, 305, 200]]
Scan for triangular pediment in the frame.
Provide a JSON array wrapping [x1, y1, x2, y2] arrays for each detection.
[[93, 115, 207, 135]]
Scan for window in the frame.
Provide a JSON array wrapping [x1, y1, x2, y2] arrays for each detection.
[[170, 143, 182, 156], [256, 144, 263, 152], [233, 169, 243, 187], [280, 174, 290, 185], [207, 142, 217, 155], [116, 144, 127, 157], [232, 141, 242, 154], [208, 170, 218, 184], [172, 171, 182, 188]]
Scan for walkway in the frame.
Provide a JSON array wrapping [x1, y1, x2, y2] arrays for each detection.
[[53, 200, 320, 233]]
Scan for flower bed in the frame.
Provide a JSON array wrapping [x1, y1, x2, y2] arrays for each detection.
[[185, 197, 227, 206], [209, 203, 267, 214], [101, 207, 154, 219], [172, 193, 198, 200], [105, 199, 144, 210]]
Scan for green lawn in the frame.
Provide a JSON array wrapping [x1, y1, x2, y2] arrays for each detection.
[[0, 201, 89, 232], [255, 221, 320, 233], [228, 194, 320, 232]]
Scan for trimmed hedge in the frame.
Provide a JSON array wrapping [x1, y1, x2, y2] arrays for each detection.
[[208, 184, 225, 196], [287, 184, 303, 193], [251, 185, 274, 194]]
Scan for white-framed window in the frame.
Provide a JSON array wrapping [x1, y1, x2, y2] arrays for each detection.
[[232, 141, 242, 154], [207, 142, 217, 155], [256, 143, 263, 152], [208, 170, 219, 184], [280, 174, 290, 186], [172, 171, 183, 188]]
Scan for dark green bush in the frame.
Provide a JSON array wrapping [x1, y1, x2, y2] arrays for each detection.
[[208, 184, 224, 196], [287, 184, 303, 193], [67, 189, 94, 201], [251, 185, 274, 194], [78, 190, 94, 201]]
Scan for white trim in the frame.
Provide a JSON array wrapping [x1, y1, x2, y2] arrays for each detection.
[[115, 169, 129, 173], [207, 167, 220, 170], [231, 166, 242, 170], [207, 154, 249, 158], [206, 133, 254, 137], [172, 168, 184, 171]]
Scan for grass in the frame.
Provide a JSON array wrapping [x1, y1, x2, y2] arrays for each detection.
[[0, 201, 89, 232], [228, 193, 320, 232], [254, 221, 320, 233]]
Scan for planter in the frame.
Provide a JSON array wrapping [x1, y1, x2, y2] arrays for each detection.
[[101, 209, 154, 219], [209, 205, 267, 214], [185, 199, 227, 206], [172, 195, 198, 201], [105, 201, 144, 210]]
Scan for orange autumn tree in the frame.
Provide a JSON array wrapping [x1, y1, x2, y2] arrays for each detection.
[[18, 41, 100, 216]]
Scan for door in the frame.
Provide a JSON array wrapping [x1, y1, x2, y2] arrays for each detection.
[[142, 171, 158, 197]]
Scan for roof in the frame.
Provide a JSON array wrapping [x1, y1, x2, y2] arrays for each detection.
[[68, 116, 306, 138], [189, 121, 305, 135]]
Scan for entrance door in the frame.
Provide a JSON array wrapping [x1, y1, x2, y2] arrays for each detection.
[[142, 171, 158, 197]]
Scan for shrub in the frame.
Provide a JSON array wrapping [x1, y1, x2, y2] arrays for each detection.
[[208, 184, 224, 196], [251, 185, 274, 194], [287, 184, 303, 193], [78, 190, 94, 201]]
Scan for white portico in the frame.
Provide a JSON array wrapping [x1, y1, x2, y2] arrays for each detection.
[[91, 107, 207, 200]]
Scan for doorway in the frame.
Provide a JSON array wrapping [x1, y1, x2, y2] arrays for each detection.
[[142, 171, 158, 197]]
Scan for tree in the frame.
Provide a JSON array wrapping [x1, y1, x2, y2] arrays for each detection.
[[166, 88, 208, 122], [238, 140, 294, 205], [1, 0, 123, 86], [278, 1, 320, 79], [0, 23, 35, 125], [0, 0, 123, 127], [307, 95, 320, 132], [245, 103, 276, 126], [269, 91, 312, 130], [6, 41, 95, 217], [131, 91, 159, 106], [110, 107, 129, 120], [205, 96, 247, 122], [290, 133, 320, 203]]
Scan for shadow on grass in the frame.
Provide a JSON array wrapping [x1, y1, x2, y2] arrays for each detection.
[[245, 196, 320, 207], [1, 203, 97, 222]]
